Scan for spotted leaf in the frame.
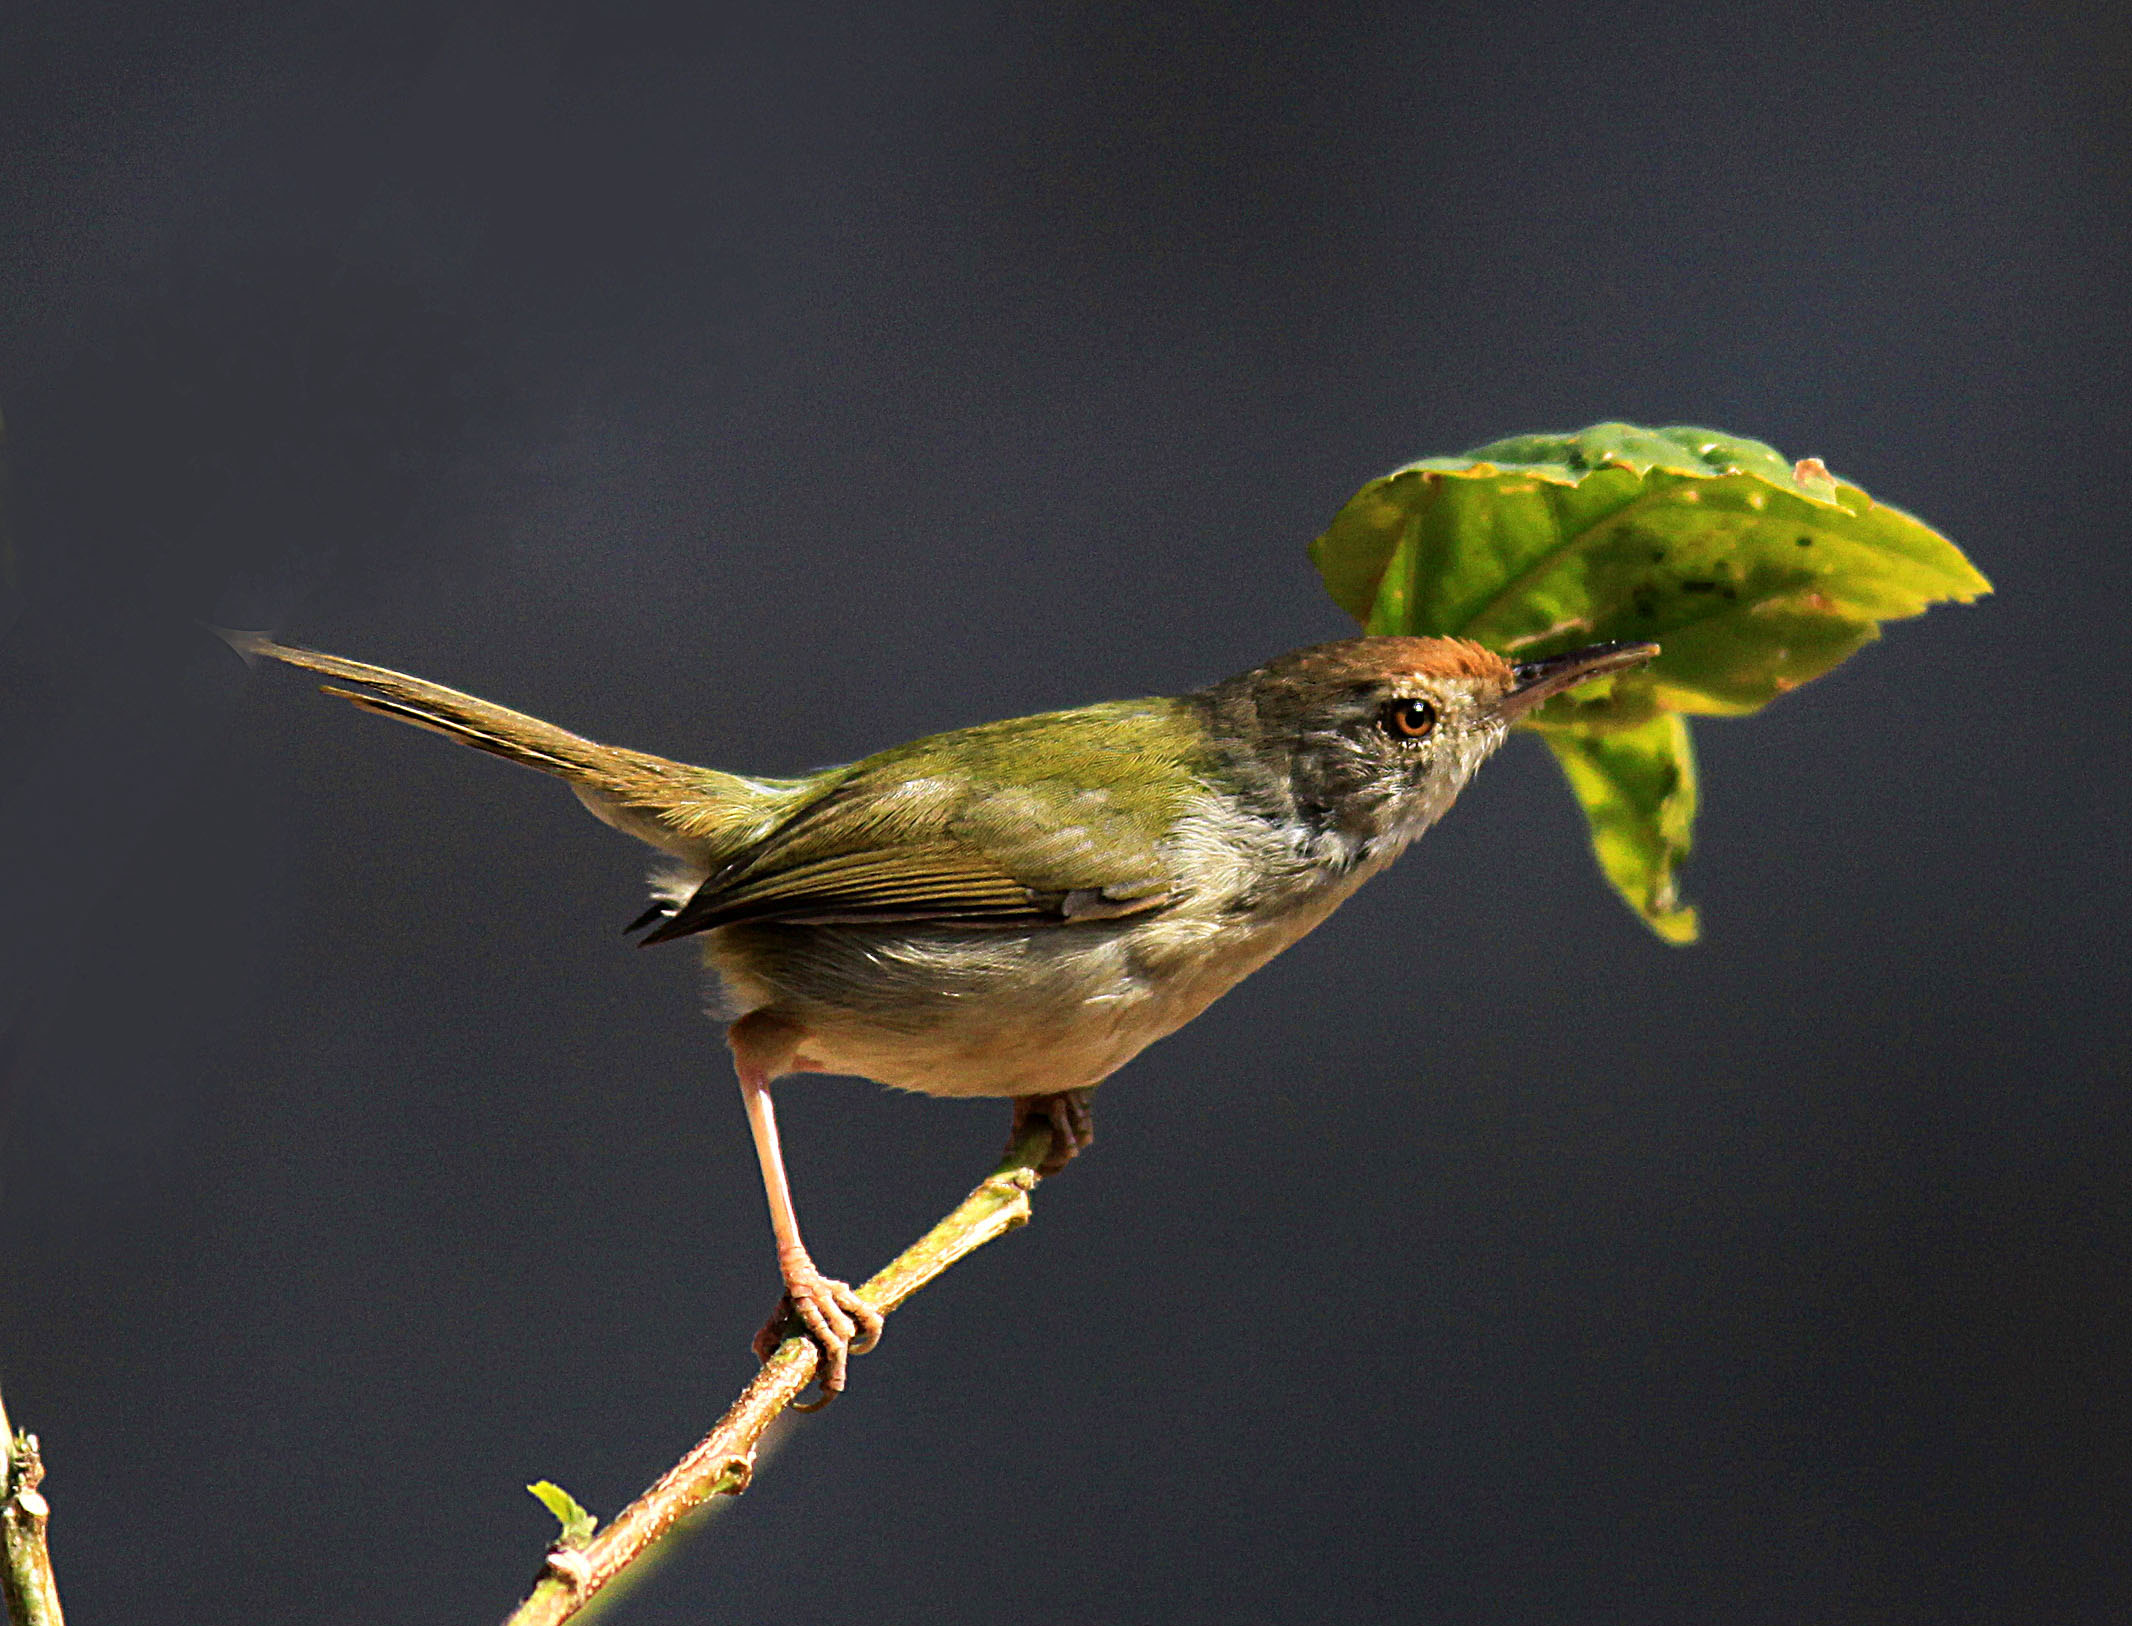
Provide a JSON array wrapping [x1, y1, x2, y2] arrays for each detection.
[[1311, 422, 1989, 939]]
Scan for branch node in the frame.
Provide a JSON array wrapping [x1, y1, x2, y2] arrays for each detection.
[[540, 1548, 593, 1592], [8, 1435, 42, 1497], [0, 1410, 64, 1626]]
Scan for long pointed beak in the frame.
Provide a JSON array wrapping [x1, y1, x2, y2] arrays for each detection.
[[1495, 640, 1660, 722]]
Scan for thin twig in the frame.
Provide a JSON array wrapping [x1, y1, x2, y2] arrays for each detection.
[[0, 1383, 65, 1626], [500, 1120, 1053, 1626]]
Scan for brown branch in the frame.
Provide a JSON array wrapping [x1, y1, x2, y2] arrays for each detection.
[[499, 1120, 1053, 1626], [0, 1385, 65, 1626]]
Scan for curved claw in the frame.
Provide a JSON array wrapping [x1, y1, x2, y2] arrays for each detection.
[[754, 1271, 884, 1409], [1011, 1088, 1096, 1178]]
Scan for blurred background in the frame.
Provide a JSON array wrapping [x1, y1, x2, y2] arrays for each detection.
[[2, 3, 2127, 1620]]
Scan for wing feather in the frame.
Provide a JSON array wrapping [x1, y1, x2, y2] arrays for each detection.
[[636, 698, 1208, 945]]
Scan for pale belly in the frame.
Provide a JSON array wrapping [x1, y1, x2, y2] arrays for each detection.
[[701, 862, 1382, 1097]]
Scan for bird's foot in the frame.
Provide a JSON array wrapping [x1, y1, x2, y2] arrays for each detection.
[[1011, 1088, 1095, 1178], [754, 1265, 883, 1409]]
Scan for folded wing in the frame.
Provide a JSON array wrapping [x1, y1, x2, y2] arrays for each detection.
[[637, 699, 1207, 943]]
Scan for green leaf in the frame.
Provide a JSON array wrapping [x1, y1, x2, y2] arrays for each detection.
[[528, 1479, 598, 1549], [1540, 715, 1700, 944], [1310, 422, 1989, 938]]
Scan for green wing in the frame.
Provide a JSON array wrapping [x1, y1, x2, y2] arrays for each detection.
[[637, 699, 1209, 943]]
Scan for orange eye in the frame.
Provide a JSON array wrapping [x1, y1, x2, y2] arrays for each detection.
[[1382, 698, 1437, 740]]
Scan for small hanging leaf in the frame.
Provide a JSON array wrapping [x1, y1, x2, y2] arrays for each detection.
[[1310, 422, 1989, 939], [528, 1479, 598, 1549], [1540, 714, 1700, 944]]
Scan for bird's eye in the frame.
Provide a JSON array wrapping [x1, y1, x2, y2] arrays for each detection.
[[1381, 698, 1437, 740]]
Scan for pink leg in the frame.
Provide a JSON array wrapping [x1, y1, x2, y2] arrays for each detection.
[[730, 1016, 883, 1405]]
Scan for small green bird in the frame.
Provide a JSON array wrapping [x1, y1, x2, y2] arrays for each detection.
[[230, 630, 1654, 1397]]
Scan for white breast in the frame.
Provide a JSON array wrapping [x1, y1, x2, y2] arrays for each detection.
[[698, 792, 1405, 1099]]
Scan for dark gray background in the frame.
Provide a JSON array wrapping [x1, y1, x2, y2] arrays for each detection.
[[2, 2, 2127, 1621]]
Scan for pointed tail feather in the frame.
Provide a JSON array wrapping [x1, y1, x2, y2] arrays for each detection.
[[220, 630, 801, 871], [224, 632, 672, 793]]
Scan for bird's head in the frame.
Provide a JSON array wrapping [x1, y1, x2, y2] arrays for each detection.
[[1201, 635, 1658, 855]]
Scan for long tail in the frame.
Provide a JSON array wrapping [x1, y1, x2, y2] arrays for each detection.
[[221, 630, 648, 780], [218, 631, 765, 859]]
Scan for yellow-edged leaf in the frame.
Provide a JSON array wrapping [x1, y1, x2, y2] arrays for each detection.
[[1311, 422, 1988, 938]]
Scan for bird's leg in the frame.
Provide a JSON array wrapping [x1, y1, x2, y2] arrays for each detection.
[[729, 1017, 882, 1405], [1010, 1087, 1096, 1178]]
